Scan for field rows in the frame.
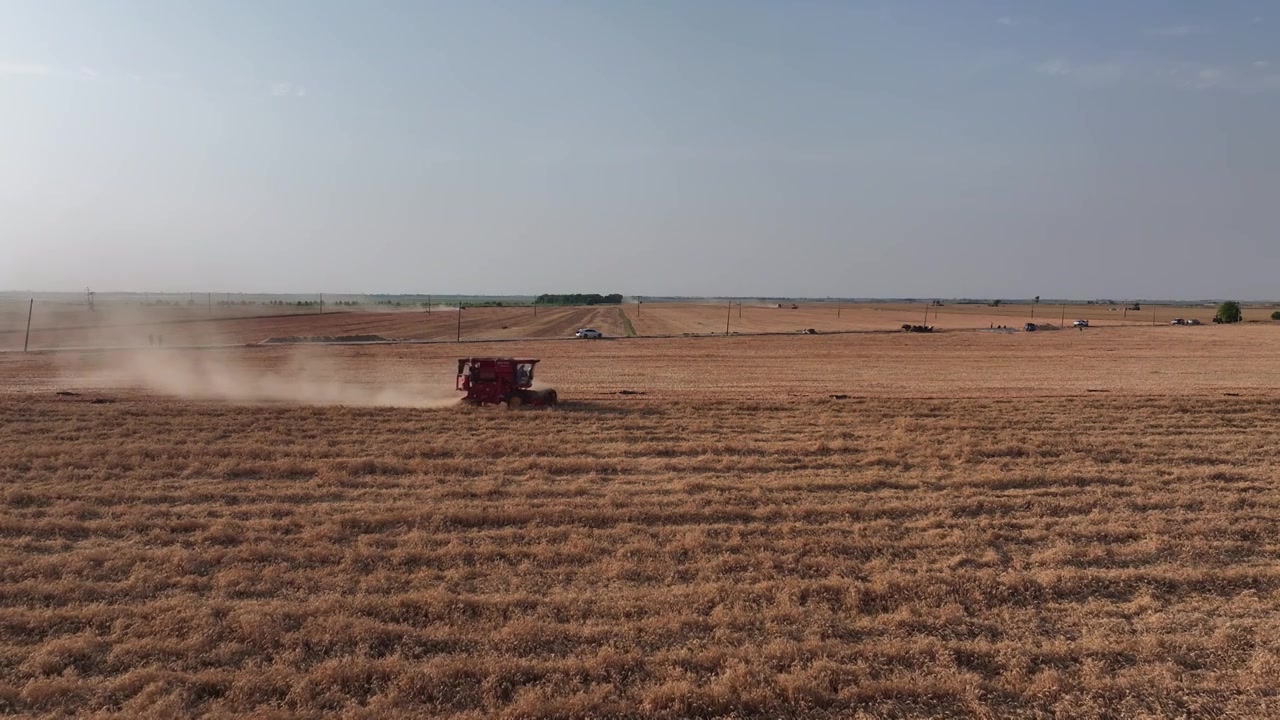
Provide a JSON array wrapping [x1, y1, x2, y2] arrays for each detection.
[[4, 330, 1280, 716], [5, 392, 1280, 716]]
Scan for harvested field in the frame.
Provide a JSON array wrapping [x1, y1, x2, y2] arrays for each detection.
[[627, 302, 1250, 336], [4, 327, 1280, 717], [0, 305, 628, 351], [5, 300, 1268, 351], [0, 300, 322, 332]]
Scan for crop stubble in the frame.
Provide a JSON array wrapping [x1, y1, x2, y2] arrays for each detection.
[[3, 329, 1280, 717]]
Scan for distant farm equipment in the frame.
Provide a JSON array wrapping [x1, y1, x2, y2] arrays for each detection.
[[457, 358, 558, 407], [901, 324, 934, 333]]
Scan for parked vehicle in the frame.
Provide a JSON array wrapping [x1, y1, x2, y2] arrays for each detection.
[[575, 328, 603, 339], [1073, 319, 1089, 328], [1024, 323, 1037, 332]]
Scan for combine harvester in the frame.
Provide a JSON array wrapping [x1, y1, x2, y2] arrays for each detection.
[[457, 358, 558, 407]]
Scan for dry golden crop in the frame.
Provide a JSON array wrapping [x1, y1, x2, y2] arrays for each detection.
[[3, 327, 1280, 717]]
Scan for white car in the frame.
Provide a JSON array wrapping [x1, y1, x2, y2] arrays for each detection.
[[1073, 319, 1089, 328], [575, 328, 603, 339]]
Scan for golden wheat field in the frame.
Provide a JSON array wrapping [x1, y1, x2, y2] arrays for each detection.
[[4, 326, 1280, 717]]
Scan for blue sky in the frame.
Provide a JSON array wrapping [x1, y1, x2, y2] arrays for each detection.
[[2, 1, 1277, 298]]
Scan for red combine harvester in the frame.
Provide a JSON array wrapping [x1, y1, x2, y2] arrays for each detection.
[[457, 358, 558, 407]]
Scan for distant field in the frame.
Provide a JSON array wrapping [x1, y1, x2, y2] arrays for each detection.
[[3, 299, 1270, 351], [629, 301, 1240, 336], [0, 300, 325, 330], [4, 327, 1280, 716], [10, 322, 1280, 399], [0, 303, 628, 351]]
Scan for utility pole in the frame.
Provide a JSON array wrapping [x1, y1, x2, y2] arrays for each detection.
[[1152, 307, 1156, 326], [1060, 304, 1066, 328], [427, 295, 431, 314], [86, 287, 95, 312], [1031, 296, 1039, 321], [725, 300, 732, 335], [319, 293, 323, 314], [837, 303, 841, 319], [923, 302, 929, 326], [457, 304, 463, 342], [738, 302, 742, 319], [208, 292, 212, 314], [23, 299, 33, 352]]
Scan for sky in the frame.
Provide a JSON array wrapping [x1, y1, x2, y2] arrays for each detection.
[[2, 0, 1278, 299]]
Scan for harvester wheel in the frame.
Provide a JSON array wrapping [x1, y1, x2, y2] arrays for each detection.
[[542, 389, 558, 406], [507, 395, 523, 409]]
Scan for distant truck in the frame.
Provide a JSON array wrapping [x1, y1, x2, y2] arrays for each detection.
[[1024, 323, 1037, 332]]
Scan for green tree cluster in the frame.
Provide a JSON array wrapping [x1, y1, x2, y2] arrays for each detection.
[[535, 293, 623, 306], [1215, 301, 1242, 324]]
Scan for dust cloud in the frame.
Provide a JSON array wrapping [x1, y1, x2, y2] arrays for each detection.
[[75, 349, 459, 408]]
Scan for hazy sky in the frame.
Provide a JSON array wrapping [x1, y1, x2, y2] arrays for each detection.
[[2, 1, 1278, 298]]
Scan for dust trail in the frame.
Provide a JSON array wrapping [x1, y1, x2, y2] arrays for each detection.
[[75, 349, 459, 408]]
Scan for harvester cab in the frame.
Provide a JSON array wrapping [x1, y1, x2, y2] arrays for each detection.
[[457, 358, 558, 407]]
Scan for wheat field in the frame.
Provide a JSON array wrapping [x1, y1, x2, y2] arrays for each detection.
[[4, 327, 1280, 717]]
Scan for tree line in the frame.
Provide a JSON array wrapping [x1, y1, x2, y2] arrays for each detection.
[[535, 293, 623, 306]]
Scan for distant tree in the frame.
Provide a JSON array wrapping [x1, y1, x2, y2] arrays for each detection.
[[1270, 310, 1280, 321], [1216, 301, 1243, 324], [535, 293, 623, 306]]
